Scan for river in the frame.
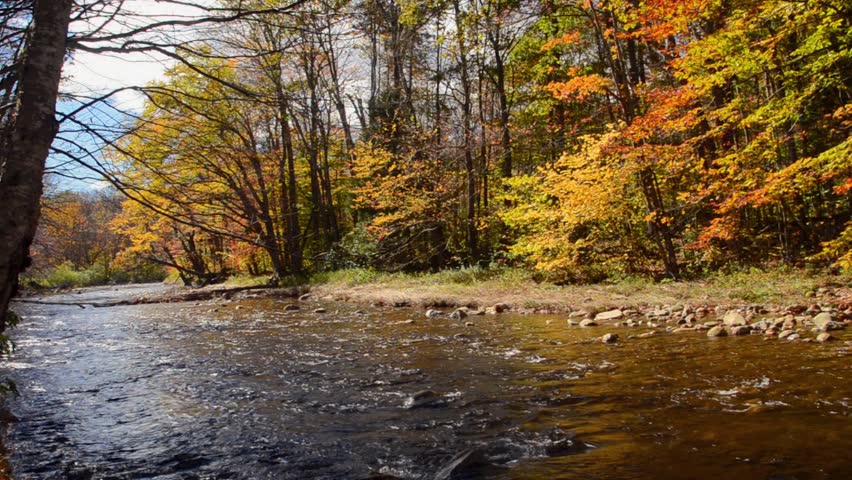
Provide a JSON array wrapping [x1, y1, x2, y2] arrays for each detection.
[[2, 284, 850, 479]]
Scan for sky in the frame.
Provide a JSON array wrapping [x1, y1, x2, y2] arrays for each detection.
[[53, 1, 214, 190], [64, 0, 214, 110]]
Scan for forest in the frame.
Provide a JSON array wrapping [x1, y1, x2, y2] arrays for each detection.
[[6, 0, 852, 292], [1, 3, 851, 478]]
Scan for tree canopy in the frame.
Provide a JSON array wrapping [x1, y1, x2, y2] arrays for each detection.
[[2, 0, 851, 307]]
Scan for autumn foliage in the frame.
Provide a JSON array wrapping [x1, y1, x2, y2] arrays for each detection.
[[49, 0, 851, 285]]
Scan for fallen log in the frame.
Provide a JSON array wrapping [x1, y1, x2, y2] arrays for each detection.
[[13, 285, 307, 309]]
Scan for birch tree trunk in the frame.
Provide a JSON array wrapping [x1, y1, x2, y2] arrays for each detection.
[[0, 0, 71, 326]]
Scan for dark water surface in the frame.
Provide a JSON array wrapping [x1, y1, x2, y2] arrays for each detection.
[[3, 285, 851, 479]]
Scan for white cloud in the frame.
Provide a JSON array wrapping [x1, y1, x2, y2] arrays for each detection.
[[88, 180, 113, 191], [63, 0, 214, 112]]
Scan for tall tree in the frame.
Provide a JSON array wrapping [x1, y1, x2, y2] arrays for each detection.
[[0, 0, 72, 325]]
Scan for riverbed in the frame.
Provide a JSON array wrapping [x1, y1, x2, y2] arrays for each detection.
[[3, 285, 850, 479]]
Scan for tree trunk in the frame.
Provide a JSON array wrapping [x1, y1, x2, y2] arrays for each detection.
[[639, 168, 680, 280], [454, 0, 477, 264], [0, 0, 71, 326], [491, 35, 512, 180]]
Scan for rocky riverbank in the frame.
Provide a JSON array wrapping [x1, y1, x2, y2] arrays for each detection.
[[382, 298, 850, 345], [301, 281, 852, 348], [16, 274, 852, 347], [309, 269, 851, 315]]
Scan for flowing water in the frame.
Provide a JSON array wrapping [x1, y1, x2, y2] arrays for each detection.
[[2, 285, 850, 479]]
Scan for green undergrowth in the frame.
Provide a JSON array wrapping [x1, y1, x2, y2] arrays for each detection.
[[24, 262, 166, 289], [310, 265, 848, 307], [310, 266, 536, 288]]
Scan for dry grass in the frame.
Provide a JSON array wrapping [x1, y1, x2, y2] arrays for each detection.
[[309, 267, 851, 312]]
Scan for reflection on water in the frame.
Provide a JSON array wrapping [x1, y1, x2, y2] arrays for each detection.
[[3, 285, 850, 479]]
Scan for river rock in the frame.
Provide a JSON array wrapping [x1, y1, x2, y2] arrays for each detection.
[[731, 325, 751, 336], [707, 326, 727, 337], [751, 320, 770, 332], [601, 333, 619, 343], [782, 317, 798, 330], [313, 308, 326, 314], [449, 309, 468, 320], [404, 390, 443, 409], [567, 319, 579, 326], [786, 333, 801, 341], [595, 309, 624, 321], [816, 333, 834, 343], [298, 293, 312, 301], [813, 312, 840, 331], [638, 330, 656, 338], [283, 304, 300, 311], [63, 465, 95, 480], [492, 303, 509, 313], [672, 326, 695, 333], [541, 428, 587, 456], [568, 310, 590, 319], [433, 449, 490, 480], [723, 311, 746, 327], [425, 309, 443, 318], [778, 329, 795, 339], [647, 308, 671, 318], [579, 319, 598, 327], [817, 321, 843, 332]]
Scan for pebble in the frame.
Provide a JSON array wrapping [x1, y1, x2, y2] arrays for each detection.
[[595, 309, 624, 321], [492, 303, 509, 313], [778, 329, 795, 339], [723, 311, 746, 327], [816, 332, 834, 343], [731, 325, 751, 336], [601, 333, 619, 343], [707, 326, 727, 337]]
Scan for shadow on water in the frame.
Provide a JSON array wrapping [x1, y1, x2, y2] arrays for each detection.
[[2, 285, 850, 479]]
